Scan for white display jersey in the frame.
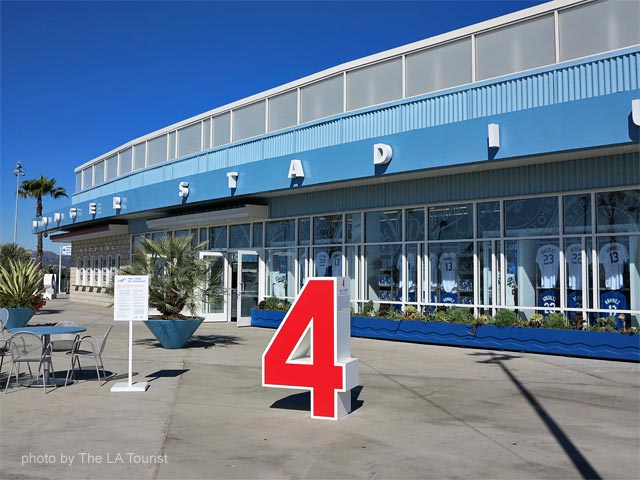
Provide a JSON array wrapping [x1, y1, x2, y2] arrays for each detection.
[[330, 251, 342, 277], [438, 252, 457, 293], [271, 271, 286, 297], [566, 243, 589, 291], [398, 252, 417, 289], [429, 253, 438, 287], [315, 251, 330, 276], [536, 244, 560, 288], [599, 242, 629, 290]]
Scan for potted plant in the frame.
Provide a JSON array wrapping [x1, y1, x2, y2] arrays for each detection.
[[0, 258, 46, 329], [112, 235, 223, 348]]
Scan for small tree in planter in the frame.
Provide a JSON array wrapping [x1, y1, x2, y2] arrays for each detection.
[[0, 258, 46, 328], [111, 235, 223, 348]]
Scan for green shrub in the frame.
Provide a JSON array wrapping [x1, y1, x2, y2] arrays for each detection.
[[0, 258, 46, 309], [361, 300, 375, 317], [528, 313, 544, 328], [446, 307, 474, 323], [494, 309, 518, 327], [258, 296, 292, 311], [544, 312, 567, 329], [589, 317, 617, 332]]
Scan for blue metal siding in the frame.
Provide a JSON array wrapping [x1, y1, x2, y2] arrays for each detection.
[[269, 153, 640, 218]]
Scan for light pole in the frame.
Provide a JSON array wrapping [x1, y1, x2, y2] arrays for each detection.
[[13, 161, 25, 244]]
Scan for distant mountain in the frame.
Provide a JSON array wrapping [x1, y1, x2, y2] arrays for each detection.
[[30, 250, 72, 268]]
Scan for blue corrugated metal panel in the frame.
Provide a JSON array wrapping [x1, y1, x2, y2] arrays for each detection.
[[269, 153, 639, 217], [207, 150, 227, 170], [343, 105, 403, 142], [171, 157, 199, 177], [264, 130, 296, 158], [556, 52, 639, 102], [142, 167, 163, 186], [228, 140, 261, 167], [297, 119, 342, 151]]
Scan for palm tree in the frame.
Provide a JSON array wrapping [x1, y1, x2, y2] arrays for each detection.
[[19, 175, 68, 265]]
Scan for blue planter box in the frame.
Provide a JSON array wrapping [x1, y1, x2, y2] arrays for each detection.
[[251, 310, 639, 362], [250, 309, 288, 329]]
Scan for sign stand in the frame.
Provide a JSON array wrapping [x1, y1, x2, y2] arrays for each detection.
[[111, 275, 150, 393]]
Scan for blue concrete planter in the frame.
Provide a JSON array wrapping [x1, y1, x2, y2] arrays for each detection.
[[3, 308, 36, 329], [143, 317, 205, 349], [251, 310, 639, 362], [352, 317, 639, 362], [250, 309, 288, 329]]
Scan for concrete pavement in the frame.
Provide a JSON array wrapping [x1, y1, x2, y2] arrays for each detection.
[[1, 296, 639, 480]]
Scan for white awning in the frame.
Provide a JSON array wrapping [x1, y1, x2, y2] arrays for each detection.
[[146, 205, 269, 230]]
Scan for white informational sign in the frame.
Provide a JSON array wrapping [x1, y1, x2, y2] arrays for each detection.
[[114, 275, 149, 321], [111, 275, 150, 393], [61, 245, 72, 255]]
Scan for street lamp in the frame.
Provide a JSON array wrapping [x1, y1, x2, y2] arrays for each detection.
[[13, 161, 25, 244]]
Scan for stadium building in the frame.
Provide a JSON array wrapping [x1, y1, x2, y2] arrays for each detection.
[[39, 0, 640, 328]]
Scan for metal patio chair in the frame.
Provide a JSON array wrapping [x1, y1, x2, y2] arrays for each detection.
[[4, 331, 54, 395], [65, 325, 113, 386], [50, 321, 80, 352]]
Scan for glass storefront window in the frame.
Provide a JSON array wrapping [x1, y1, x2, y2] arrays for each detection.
[[428, 242, 474, 306], [564, 238, 590, 320], [314, 215, 343, 245], [477, 201, 500, 238], [428, 204, 472, 240], [174, 229, 189, 238], [596, 236, 634, 327], [505, 197, 558, 237], [229, 224, 251, 249], [297, 248, 307, 291], [313, 247, 342, 277], [252, 223, 264, 248], [563, 194, 591, 234], [266, 220, 295, 247], [366, 210, 401, 243], [406, 209, 425, 242], [266, 249, 295, 298], [346, 246, 359, 303], [199, 228, 209, 249], [298, 218, 310, 245], [478, 241, 493, 312], [402, 244, 419, 303], [596, 190, 640, 233], [209, 226, 228, 249], [346, 213, 362, 243], [365, 244, 401, 303], [503, 239, 560, 318]]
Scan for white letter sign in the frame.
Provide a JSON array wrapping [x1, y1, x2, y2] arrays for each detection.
[[288, 159, 304, 178], [373, 143, 392, 165]]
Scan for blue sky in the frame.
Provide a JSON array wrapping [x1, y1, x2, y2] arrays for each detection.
[[1, 0, 547, 251]]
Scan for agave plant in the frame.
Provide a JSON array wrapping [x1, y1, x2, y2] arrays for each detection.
[[0, 258, 46, 309], [113, 235, 223, 319]]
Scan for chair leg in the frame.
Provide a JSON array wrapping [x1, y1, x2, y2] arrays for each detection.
[[4, 363, 15, 393]]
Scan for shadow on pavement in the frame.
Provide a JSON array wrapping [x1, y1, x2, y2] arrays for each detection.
[[470, 351, 602, 480], [270, 385, 364, 413], [146, 369, 189, 382], [134, 334, 242, 349]]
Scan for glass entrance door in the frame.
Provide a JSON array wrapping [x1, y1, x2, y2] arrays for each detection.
[[237, 250, 259, 326], [199, 252, 228, 322]]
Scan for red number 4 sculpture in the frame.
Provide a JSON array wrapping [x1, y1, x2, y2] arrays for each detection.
[[262, 277, 360, 420]]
